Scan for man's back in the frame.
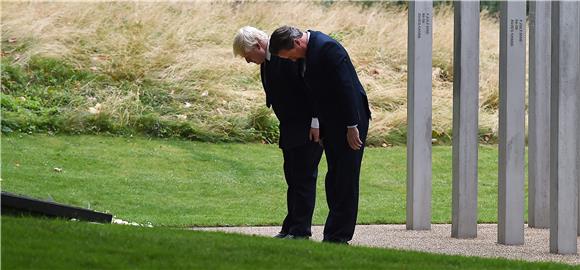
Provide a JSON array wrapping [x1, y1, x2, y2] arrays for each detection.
[[302, 31, 370, 127], [261, 56, 314, 149]]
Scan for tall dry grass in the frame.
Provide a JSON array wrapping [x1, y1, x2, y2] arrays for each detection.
[[1, 1, 506, 144]]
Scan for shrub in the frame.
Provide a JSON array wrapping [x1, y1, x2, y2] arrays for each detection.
[[247, 107, 279, 144]]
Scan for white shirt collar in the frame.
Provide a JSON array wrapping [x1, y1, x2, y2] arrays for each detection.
[[265, 40, 271, 61]]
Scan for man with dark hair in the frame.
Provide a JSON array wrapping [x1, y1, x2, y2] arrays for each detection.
[[269, 25, 371, 244], [233, 26, 323, 239]]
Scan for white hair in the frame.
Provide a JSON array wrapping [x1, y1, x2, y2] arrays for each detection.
[[232, 26, 268, 57]]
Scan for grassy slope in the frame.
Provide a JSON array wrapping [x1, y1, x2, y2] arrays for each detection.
[[0, 2, 504, 145], [2, 216, 570, 270], [1, 135, 524, 226]]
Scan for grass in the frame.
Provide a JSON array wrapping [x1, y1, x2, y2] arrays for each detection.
[[1, 2, 507, 145], [1, 134, 525, 227], [0, 57, 265, 143], [2, 216, 571, 270]]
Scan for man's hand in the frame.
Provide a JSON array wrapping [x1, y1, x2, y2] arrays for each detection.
[[309, 128, 320, 143], [347, 126, 363, 150]]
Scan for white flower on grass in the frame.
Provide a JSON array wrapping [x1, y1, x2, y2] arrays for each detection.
[[112, 217, 153, 227], [88, 103, 102, 114], [112, 218, 130, 225], [91, 55, 109, 62], [201, 91, 208, 97], [176, 114, 187, 120], [183, 102, 192, 108]]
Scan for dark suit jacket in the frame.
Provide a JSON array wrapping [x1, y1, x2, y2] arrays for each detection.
[[302, 30, 371, 129], [261, 55, 316, 149]]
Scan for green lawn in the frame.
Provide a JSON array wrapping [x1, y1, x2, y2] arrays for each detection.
[[2, 216, 569, 270], [1, 134, 522, 227]]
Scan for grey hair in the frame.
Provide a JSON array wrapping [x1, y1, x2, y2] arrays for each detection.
[[232, 26, 268, 57]]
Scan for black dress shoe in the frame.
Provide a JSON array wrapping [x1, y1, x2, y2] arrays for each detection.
[[273, 232, 288, 238], [285, 234, 310, 240], [322, 239, 349, 245]]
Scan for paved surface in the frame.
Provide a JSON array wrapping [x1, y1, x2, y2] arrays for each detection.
[[194, 224, 580, 265]]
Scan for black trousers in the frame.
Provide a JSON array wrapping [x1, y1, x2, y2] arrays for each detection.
[[280, 141, 323, 236], [322, 112, 369, 242]]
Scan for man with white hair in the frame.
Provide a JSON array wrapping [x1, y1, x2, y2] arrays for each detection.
[[233, 26, 323, 239]]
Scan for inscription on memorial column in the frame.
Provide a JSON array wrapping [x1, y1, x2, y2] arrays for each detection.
[[510, 18, 525, 47], [417, 12, 431, 39]]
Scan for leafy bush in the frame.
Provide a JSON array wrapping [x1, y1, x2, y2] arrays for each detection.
[[28, 57, 92, 86], [247, 106, 280, 144], [0, 57, 251, 142]]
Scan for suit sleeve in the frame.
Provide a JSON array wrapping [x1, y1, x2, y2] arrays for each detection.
[[322, 43, 360, 126], [305, 84, 319, 119], [260, 63, 271, 108]]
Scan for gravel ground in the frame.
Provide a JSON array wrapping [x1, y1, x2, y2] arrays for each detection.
[[194, 224, 580, 265]]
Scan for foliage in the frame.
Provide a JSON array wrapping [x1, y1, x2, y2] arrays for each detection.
[[0, 56, 262, 142], [1, 2, 512, 145], [248, 106, 280, 144]]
